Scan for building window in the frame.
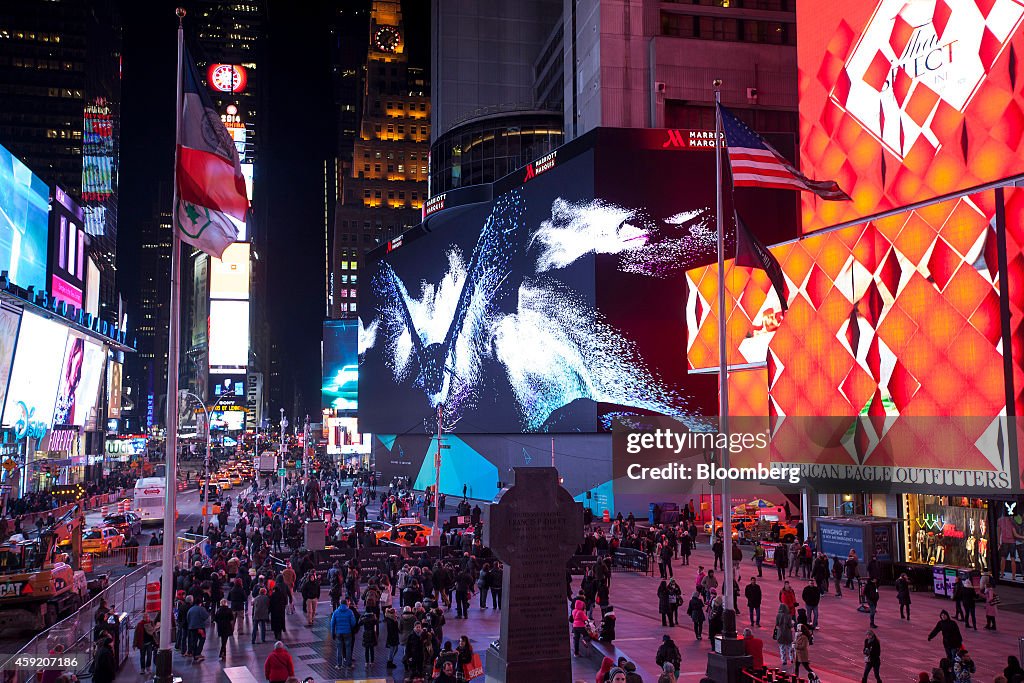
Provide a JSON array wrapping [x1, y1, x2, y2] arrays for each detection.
[[398, 164, 404, 173]]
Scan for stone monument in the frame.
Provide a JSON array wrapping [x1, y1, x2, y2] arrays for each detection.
[[484, 467, 583, 682]]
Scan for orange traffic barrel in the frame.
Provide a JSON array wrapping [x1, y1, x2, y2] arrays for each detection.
[[145, 581, 161, 613], [81, 553, 93, 572], [602, 509, 610, 523]]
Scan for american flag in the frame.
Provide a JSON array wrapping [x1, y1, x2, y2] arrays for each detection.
[[718, 104, 850, 201]]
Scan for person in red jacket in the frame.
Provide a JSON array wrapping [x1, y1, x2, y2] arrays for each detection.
[[264, 641, 294, 683], [779, 581, 797, 617], [742, 627, 765, 668]]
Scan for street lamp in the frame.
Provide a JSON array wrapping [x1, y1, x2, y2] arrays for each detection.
[[181, 391, 230, 539]]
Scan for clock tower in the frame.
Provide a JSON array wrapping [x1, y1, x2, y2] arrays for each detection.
[[329, 0, 430, 320]]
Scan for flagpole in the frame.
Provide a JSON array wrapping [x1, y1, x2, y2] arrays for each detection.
[[713, 80, 737, 639], [155, 9, 186, 683]]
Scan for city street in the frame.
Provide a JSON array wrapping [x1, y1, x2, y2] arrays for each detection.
[[106, 489, 1024, 683]]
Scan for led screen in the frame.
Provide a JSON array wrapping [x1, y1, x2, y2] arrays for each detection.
[[0, 307, 21, 415], [210, 242, 250, 300], [210, 409, 245, 431], [107, 360, 122, 419], [2, 312, 69, 429], [53, 332, 104, 427], [797, 0, 1024, 232], [323, 320, 358, 411], [49, 187, 86, 309], [0, 143, 49, 292], [82, 100, 114, 201], [209, 300, 249, 367], [358, 130, 781, 434], [209, 373, 246, 406]]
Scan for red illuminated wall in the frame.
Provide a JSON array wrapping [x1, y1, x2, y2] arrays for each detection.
[[687, 191, 1018, 491], [797, 0, 1024, 232]]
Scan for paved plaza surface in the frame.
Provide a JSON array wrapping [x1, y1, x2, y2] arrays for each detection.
[[105, 493, 1024, 683]]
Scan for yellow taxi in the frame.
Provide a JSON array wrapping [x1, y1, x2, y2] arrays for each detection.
[[377, 522, 432, 545], [229, 473, 243, 486], [218, 478, 232, 491], [81, 526, 125, 555]]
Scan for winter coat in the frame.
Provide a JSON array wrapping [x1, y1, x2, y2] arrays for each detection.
[[213, 606, 235, 637], [774, 612, 794, 646], [330, 604, 357, 635], [385, 614, 400, 647], [572, 600, 588, 629], [687, 596, 705, 623], [928, 618, 963, 651], [863, 636, 881, 666], [264, 648, 294, 682], [896, 577, 912, 606], [795, 632, 810, 663], [359, 613, 378, 647], [252, 594, 271, 621]]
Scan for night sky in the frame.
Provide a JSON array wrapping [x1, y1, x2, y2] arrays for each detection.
[[118, 1, 429, 419]]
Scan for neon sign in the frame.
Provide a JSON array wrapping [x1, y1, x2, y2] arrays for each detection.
[[12, 402, 48, 441], [207, 64, 248, 93]]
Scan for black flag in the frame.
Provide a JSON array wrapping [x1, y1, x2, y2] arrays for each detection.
[[735, 212, 788, 311]]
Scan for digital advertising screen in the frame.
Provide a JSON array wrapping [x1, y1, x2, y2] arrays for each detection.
[[2, 312, 70, 430], [210, 242, 250, 300], [797, 0, 1024, 232], [322, 320, 358, 412], [209, 300, 249, 368], [358, 129, 785, 435], [49, 186, 86, 310], [53, 332, 104, 428], [0, 143, 49, 292], [209, 373, 246, 406], [0, 306, 21, 416], [107, 359, 122, 419], [82, 99, 114, 202]]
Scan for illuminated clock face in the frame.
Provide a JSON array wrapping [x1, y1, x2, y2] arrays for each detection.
[[374, 26, 401, 53]]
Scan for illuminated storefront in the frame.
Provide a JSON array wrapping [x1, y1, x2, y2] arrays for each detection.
[[903, 495, 990, 572]]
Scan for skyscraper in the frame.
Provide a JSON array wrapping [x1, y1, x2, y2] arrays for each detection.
[[328, 0, 429, 320], [0, 0, 123, 323]]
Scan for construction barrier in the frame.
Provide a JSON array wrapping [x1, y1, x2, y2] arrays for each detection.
[[80, 553, 93, 572], [144, 581, 161, 613]]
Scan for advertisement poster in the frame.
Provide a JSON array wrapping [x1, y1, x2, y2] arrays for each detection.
[[797, 0, 1024, 231], [322, 320, 358, 411], [53, 333, 104, 427], [0, 307, 21, 414], [2, 312, 69, 429], [0, 143, 49, 292], [818, 521, 866, 561]]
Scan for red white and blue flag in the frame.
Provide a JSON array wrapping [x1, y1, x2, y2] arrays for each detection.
[[717, 104, 850, 201], [174, 50, 248, 258]]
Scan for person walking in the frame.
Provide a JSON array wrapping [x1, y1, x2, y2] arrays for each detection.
[[928, 610, 964, 663], [775, 542, 789, 581], [712, 535, 724, 571], [862, 629, 882, 683], [896, 573, 912, 621], [655, 634, 682, 678], [330, 600, 358, 668], [982, 575, 999, 630], [269, 584, 288, 641], [92, 636, 117, 683], [753, 542, 765, 578], [864, 578, 880, 627], [659, 541, 673, 579], [779, 581, 797, 617], [666, 579, 682, 626], [832, 556, 844, 597], [301, 570, 322, 626], [571, 599, 588, 657], [251, 588, 270, 644], [186, 598, 210, 663], [359, 608, 378, 666], [961, 580, 978, 631], [794, 623, 814, 679], [745, 577, 762, 627], [131, 613, 157, 674], [264, 642, 294, 683], [773, 604, 794, 669], [228, 579, 247, 635], [658, 580, 672, 627], [687, 592, 706, 640], [383, 607, 400, 669], [846, 550, 859, 589], [213, 599, 235, 660], [801, 579, 821, 629]]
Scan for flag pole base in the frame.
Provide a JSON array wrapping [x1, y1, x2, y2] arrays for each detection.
[[153, 648, 180, 683]]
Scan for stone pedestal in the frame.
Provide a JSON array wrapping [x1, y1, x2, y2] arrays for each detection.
[[483, 468, 583, 683], [707, 637, 753, 683]]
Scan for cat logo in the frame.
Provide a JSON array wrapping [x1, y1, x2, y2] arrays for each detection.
[[0, 582, 28, 598]]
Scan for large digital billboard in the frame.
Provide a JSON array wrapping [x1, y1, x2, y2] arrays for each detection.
[[323, 320, 358, 411], [209, 373, 246, 407], [0, 306, 21, 416], [0, 143, 49, 292], [209, 300, 249, 368], [687, 187, 1020, 493], [53, 332, 104, 428], [107, 359, 122, 419], [49, 187, 86, 310], [358, 129, 788, 434], [797, 0, 1024, 232], [210, 242, 250, 300], [2, 312, 69, 430]]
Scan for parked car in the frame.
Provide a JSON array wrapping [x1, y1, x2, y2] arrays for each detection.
[[102, 512, 142, 539]]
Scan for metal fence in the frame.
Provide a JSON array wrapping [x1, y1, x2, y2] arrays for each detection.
[[0, 536, 206, 683]]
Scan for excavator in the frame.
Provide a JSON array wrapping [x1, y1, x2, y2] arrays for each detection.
[[0, 504, 88, 633]]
